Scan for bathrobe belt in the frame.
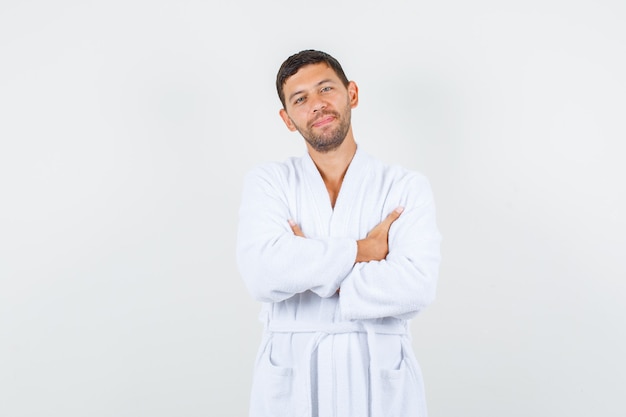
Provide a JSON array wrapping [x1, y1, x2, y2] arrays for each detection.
[[266, 318, 409, 417]]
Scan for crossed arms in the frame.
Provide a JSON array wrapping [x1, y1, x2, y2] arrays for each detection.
[[236, 165, 441, 320], [288, 207, 404, 264]]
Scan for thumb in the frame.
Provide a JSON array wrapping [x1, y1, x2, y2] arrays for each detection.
[[383, 206, 404, 226]]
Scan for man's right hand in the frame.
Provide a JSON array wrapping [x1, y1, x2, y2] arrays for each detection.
[[355, 207, 404, 263]]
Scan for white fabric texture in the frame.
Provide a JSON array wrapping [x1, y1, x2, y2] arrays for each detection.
[[237, 147, 441, 417]]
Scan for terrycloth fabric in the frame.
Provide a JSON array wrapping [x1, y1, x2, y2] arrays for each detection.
[[237, 147, 441, 417]]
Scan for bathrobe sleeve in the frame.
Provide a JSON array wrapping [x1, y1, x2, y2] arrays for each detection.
[[237, 164, 358, 303], [339, 173, 442, 320]]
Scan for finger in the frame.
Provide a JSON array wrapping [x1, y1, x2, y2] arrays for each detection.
[[288, 219, 305, 237], [382, 206, 404, 226]]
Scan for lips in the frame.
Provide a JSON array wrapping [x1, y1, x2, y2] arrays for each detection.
[[313, 116, 334, 127], [310, 112, 338, 128]]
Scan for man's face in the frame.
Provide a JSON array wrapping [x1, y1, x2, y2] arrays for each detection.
[[279, 63, 358, 153]]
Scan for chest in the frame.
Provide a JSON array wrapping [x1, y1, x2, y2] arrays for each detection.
[[284, 170, 398, 239]]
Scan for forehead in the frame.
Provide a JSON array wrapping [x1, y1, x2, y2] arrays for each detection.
[[283, 63, 341, 94]]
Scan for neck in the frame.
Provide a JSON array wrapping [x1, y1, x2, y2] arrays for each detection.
[[307, 133, 357, 208], [308, 136, 356, 182]]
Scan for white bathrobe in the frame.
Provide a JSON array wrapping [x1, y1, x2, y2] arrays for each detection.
[[237, 147, 441, 417]]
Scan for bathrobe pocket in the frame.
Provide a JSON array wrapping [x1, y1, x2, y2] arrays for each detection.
[[371, 342, 425, 417], [249, 336, 295, 417]]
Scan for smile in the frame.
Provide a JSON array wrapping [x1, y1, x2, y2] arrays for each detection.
[[311, 116, 336, 128]]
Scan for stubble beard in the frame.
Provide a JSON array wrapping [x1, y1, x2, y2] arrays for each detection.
[[297, 108, 351, 154]]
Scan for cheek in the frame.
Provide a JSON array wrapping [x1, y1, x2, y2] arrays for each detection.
[[292, 109, 311, 126]]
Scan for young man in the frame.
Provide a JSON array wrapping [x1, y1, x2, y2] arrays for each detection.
[[237, 50, 441, 417]]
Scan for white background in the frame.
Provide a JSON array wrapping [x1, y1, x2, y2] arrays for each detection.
[[1, 1, 625, 416]]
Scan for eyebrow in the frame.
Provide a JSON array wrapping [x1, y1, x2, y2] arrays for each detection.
[[288, 79, 335, 102]]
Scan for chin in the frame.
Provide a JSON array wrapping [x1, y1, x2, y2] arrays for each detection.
[[309, 137, 345, 153]]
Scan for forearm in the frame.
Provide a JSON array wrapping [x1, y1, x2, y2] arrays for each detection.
[[339, 242, 440, 320], [340, 192, 441, 320], [236, 166, 354, 301], [237, 230, 357, 302]]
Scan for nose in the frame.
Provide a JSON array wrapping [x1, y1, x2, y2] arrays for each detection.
[[310, 95, 326, 113]]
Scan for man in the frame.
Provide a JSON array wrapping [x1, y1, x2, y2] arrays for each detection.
[[237, 50, 441, 417]]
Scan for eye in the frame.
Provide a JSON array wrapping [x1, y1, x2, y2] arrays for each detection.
[[294, 96, 305, 105], [321, 86, 332, 93]]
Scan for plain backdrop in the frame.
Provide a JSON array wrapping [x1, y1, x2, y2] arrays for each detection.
[[1, 1, 625, 416]]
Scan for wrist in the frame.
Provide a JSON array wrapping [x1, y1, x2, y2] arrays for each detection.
[[355, 239, 369, 263]]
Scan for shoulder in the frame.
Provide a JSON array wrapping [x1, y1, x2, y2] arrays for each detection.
[[386, 166, 434, 208], [245, 155, 304, 178], [357, 151, 436, 211], [361, 150, 431, 191], [242, 155, 304, 189]]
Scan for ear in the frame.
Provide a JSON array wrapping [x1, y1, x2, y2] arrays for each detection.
[[348, 81, 359, 109], [279, 108, 298, 132]]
